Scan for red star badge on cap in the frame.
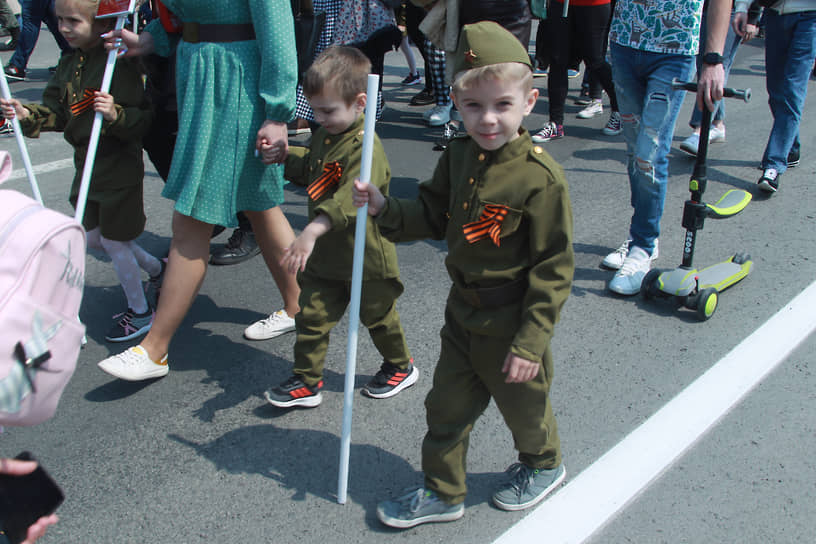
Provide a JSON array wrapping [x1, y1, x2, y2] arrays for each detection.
[[464, 49, 478, 64]]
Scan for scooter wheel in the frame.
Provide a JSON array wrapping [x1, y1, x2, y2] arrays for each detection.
[[732, 253, 751, 265], [696, 288, 718, 321], [641, 269, 663, 300]]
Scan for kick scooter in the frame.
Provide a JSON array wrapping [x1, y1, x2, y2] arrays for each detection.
[[640, 80, 753, 321]]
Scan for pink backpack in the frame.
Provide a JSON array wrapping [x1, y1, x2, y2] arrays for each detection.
[[0, 151, 86, 427]]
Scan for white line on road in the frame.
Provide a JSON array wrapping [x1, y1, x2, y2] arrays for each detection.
[[494, 280, 816, 544], [7, 158, 74, 180]]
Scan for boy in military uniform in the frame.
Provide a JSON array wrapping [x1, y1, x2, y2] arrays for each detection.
[[353, 21, 574, 527], [264, 46, 416, 409]]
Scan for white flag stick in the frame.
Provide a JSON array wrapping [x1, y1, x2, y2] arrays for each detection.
[[0, 59, 43, 204], [337, 74, 379, 505], [74, 15, 127, 223]]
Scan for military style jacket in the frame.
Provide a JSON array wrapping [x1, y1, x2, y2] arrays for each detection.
[[285, 115, 400, 281], [19, 43, 152, 200], [376, 130, 575, 362]]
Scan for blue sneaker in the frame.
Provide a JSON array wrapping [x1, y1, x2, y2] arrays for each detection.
[[377, 488, 464, 529], [492, 463, 566, 511]]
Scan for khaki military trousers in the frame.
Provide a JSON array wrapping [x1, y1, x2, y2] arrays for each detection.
[[293, 272, 411, 386], [422, 304, 561, 504]]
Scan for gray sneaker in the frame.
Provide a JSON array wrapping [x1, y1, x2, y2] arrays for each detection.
[[492, 463, 566, 511], [377, 487, 464, 529]]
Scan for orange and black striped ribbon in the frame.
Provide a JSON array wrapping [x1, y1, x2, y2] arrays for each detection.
[[306, 161, 342, 200], [462, 204, 509, 246], [69, 88, 100, 117]]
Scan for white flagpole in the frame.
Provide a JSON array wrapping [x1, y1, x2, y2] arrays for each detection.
[[73, 15, 128, 223], [0, 59, 43, 204], [337, 73, 379, 505]]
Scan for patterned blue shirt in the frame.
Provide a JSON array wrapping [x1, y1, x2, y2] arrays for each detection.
[[610, 0, 705, 56]]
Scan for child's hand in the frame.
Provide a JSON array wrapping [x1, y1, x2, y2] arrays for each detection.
[[0, 97, 28, 120], [93, 91, 118, 122], [501, 353, 540, 383], [281, 232, 317, 274], [352, 178, 386, 216]]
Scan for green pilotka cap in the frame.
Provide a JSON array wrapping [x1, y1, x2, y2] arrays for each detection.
[[451, 21, 533, 76]]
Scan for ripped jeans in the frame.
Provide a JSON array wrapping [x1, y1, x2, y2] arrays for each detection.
[[610, 43, 695, 254]]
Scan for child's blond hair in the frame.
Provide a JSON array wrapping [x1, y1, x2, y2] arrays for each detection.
[[452, 62, 533, 97], [303, 46, 372, 105]]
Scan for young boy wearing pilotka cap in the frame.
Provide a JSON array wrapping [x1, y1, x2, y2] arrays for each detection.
[[352, 21, 575, 528]]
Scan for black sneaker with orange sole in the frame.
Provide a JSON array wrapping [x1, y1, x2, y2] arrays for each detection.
[[265, 376, 323, 408], [362, 361, 418, 399]]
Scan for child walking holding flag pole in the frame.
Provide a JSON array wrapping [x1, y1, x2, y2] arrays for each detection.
[[1, 0, 163, 343]]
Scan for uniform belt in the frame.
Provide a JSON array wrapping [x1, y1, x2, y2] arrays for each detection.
[[182, 23, 256, 44], [456, 277, 528, 309]]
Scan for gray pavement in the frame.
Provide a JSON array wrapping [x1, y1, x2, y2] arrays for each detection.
[[1, 27, 815, 544]]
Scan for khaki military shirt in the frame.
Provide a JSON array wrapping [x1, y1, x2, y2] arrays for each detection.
[[285, 115, 400, 281], [19, 43, 152, 200], [376, 131, 575, 361]]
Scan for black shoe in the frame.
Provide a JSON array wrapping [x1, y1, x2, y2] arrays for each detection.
[[433, 122, 458, 151], [362, 361, 419, 399], [211, 224, 226, 239], [410, 88, 434, 106], [787, 148, 800, 168], [575, 83, 592, 106], [145, 258, 167, 307], [758, 168, 780, 193], [0, 30, 17, 51], [264, 376, 323, 408], [209, 228, 260, 265], [3, 64, 25, 81]]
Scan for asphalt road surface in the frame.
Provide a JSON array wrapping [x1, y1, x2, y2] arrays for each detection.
[[2, 25, 814, 544]]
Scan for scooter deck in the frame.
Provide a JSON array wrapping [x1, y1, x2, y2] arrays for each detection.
[[656, 257, 753, 296]]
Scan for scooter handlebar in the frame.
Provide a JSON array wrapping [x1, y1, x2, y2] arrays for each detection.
[[671, 78, 751, 102]]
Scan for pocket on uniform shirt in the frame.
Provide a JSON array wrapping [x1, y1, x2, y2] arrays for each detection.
[[477, 200, 523, 241]]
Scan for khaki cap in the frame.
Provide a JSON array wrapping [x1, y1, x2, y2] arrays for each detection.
[[451, 21, 533, 76]]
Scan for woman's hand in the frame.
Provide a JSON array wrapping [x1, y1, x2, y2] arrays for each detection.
[[256, 120, 289, 164], [102, 28, 153, 57]]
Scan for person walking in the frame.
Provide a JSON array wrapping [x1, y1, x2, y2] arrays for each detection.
[[97, 0, 301, 381]]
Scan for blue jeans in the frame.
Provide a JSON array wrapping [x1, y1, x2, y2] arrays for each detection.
[[689, 8, 741, 127], [762, 10, 816, 172], [9, 0, 71, 71], [611, 43, 695, 254]]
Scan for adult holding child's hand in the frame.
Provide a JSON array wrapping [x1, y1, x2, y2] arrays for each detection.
[[97, 0, 302, 381]]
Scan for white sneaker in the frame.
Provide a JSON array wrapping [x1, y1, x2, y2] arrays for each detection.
[[680, 126, 726, 156], [709, 124, 726, 143], [577, 99, 603, 119], [601, 238, 658, 270], [244, 310, 296, 340], [98, 345, 169, 381], [423, 104, 452, 126], [608, 246, 653, 295]]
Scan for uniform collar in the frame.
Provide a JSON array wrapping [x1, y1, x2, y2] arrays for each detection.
[[469, 128, 531, 164]]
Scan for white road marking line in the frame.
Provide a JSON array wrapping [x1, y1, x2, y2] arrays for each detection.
[[494, 280, 816, 544], [7, 158, 74, 180]]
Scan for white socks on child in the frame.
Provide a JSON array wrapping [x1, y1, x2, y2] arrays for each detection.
[[86, 228, 161, 315]]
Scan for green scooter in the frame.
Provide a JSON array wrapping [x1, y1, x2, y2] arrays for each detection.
[[641, 79, 753, 321]]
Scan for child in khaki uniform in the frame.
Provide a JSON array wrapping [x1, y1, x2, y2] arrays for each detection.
[[1, 0, 160, 344], [264, 46, 416, 409], [353, 21, 574, 527]]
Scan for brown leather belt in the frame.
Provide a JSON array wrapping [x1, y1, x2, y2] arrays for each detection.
[[456, 277, 528, 309], [182, 23, 256, 44]]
